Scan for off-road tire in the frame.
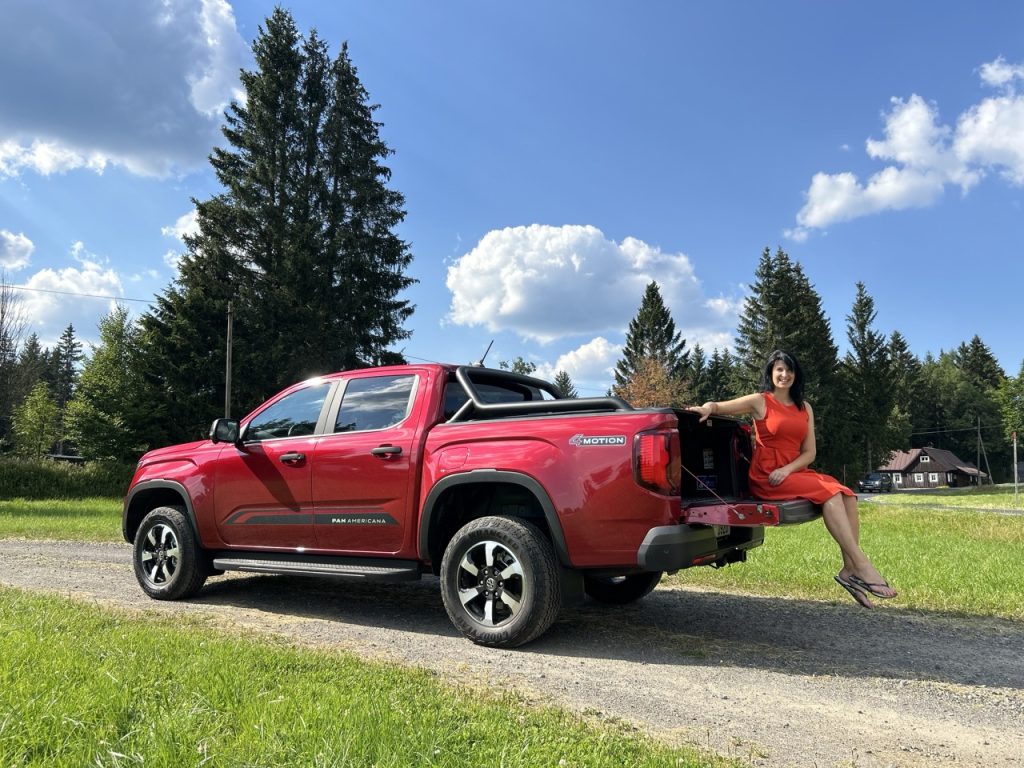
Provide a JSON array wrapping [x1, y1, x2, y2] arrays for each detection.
[[133, 506, 208, 600], [440, 516, 561, 648], [584, 571, 662, 604]]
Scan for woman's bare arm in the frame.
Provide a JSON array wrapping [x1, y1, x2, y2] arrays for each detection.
[[686, 392, 765, 423]]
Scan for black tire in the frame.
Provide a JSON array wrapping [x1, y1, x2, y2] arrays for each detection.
[[584, 572, 662, 604], [132, 506, 208, 600], [440, 516, 561, 648]]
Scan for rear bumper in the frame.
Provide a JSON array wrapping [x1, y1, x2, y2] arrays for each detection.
[[636, 524, 764, 571]]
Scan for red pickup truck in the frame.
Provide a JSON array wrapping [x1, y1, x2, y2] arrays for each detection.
[[123, 364, 819, 647]]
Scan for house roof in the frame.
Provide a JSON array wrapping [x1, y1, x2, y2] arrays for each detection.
[[880, 446, 985, 477], [881, 448, 921, 472]]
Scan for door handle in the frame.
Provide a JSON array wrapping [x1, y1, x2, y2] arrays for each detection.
[[371, 445, 403, 457], [280, 452, 306, 464]]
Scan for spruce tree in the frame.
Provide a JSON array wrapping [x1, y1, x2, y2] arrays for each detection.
[[141, 9, 415, 441], [733, 248, 843, 473], [49, 324, 82, 455], [886, 331, 921, 451], [614, 281, 688, 388], [954, 335, 1005, 391], [704, 348, 736, 403], [688, 344, 707, 403], [843, 282, 893, 472], [553, 370, 578, 398]]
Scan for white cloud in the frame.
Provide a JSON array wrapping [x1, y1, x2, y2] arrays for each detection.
[[0, 0, 247, 179], [956, 92, 1024, 184], [978, 56, 1024, 89], [790, 59, 1024, 236], [446, 224, 733, 345], [20, 244, 124, 346], [160, 208, 199, 275], [535, 336, 623, 384], [0, 229, 34, 269], [161, 209, 200, 241], [162, 250, 184, 272]]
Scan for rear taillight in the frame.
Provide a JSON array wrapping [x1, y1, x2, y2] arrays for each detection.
[[633, 429, 681, 495]]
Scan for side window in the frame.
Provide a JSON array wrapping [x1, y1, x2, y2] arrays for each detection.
[[245, 382, 330, 441], [335, 375, 416, 433]]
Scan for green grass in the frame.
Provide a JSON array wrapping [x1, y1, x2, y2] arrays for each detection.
[[0, 498, 123, 541], [870, 485, 1023, 510], [669, 500, 1024, 620], [0, 588, 727, 768]]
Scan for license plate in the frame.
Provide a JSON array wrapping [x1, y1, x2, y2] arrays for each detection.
[[714, 525, 730, 538]]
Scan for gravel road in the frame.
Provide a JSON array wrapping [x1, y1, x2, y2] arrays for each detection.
[[2, 538, 1022, 767]]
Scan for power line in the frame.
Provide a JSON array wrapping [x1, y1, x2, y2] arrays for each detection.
[[910, 425, 1003, 436], [8, 284, 155, 305]]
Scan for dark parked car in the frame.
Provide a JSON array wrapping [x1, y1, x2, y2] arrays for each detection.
[[857, 472, 893, 493]]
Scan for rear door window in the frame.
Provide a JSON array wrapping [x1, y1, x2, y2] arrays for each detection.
[[334, 375, 416, 433]]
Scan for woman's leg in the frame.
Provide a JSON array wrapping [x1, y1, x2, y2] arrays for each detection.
[[821, 493, 896, 597]]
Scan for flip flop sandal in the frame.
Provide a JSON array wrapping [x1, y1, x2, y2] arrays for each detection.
[[848, 574, 896, 599], [834, 575, 873, 609]]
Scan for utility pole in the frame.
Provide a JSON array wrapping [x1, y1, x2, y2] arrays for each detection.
[[225, 301, 233, 418], [977, 415, 981, 487], [1014, 431, 1019, 507]]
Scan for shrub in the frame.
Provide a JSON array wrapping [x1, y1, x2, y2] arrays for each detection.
[[0, 459, 134, 499]]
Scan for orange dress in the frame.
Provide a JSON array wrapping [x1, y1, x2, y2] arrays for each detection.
[[748, 392, 853, 503]]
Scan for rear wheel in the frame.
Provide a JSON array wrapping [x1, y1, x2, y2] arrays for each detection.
[[133, 506, 208, 600], [440, 516, 561, 648], [584, 572, 662, 604]]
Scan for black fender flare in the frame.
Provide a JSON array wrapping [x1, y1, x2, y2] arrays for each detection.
[[122, 480, 200, 544], [418, 470, 571, 566]]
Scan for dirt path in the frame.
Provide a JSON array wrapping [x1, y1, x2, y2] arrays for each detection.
[[2, 539, 1022, 767]]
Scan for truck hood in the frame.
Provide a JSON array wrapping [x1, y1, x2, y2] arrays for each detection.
[[139, 439, 210, 463]]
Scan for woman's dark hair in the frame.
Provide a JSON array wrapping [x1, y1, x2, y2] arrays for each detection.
[[761, 349, 805, 409]]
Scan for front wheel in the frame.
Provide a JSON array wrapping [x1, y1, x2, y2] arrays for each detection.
[[440, 516, 561, 648], [584, 572, 662, 604], [133, 506, 208, 600]]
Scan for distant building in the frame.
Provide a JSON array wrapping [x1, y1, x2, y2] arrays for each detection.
[[879, 447, 987, 489]]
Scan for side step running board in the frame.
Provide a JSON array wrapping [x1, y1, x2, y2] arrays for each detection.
[[212, 555, 422, 582]]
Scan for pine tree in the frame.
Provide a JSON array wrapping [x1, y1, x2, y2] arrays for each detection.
[[733, 247, 843, 473], [886, 331, 921, 451], [141, 9, 415, 441], [614, 281, 688, 388], [553, 370, 578, 398], [688, 344, 707, 403], [954, 335, 1005, 391], [704, 348, 736, 402], [843, 282, 894, 472], [49, 324, 82, 454]]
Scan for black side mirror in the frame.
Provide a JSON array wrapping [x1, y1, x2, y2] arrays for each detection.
[[210, 418, 240, 444]]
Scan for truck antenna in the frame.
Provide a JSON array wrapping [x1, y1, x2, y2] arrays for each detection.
[[473, 340, 494, 367]]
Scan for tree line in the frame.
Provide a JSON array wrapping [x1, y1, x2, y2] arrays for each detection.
[[1, 9, 1021, 483], [592, 248, 1021, 482]]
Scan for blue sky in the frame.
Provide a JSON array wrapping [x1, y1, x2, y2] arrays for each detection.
[[2, 1, 1023, 397]]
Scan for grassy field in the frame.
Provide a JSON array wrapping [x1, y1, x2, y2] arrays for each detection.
[[0, 588, 728, 768], [1, 491, 1021, 765], [0, 497, 122, 541], [671, 490, 1024, 620]]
